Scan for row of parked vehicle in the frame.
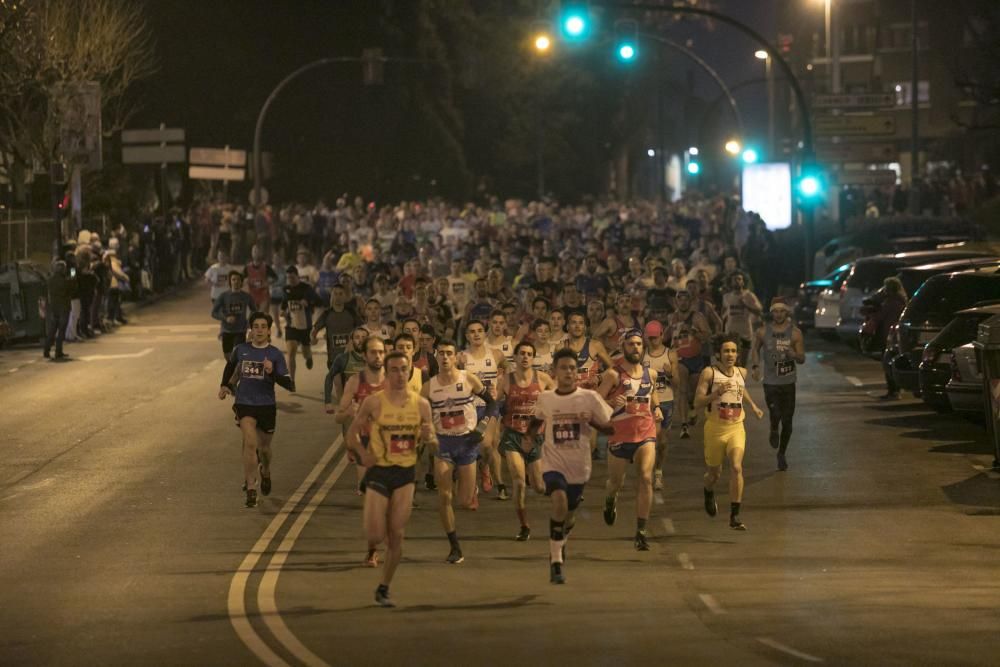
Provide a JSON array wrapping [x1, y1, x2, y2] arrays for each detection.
[[796, 244, 1000, 417]]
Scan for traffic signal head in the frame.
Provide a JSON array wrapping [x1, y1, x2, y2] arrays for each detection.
[[796, 165, 825, 202], [687, 161, 701, 175], [614, 19, 638, 62], [741, 148, 759, 164], [560, 2, 591, 41], [799, 175, 820, 196]]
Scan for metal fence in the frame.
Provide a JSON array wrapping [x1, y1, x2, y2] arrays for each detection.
[[1, 210, 108, 263]]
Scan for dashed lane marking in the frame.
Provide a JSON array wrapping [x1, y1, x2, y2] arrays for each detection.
[[698, 593, 726, 615], [228, 436, 343, 667], [844, 375, 863, 387], [654, 492, 664, 505], [677, 553, 694, 570], [660, 518, 675, 535], [757, 637, 824, 663], [79, 347, 154, 362]]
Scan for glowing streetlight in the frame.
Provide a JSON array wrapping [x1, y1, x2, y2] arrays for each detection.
[[688, 146, 699, 156], [646, 148, 655, 157], [534, 34, 552, 52], [724, 139, 742, 155], [754, 49, 769, 60]]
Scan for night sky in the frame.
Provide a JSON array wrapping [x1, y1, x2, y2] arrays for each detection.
[[132, 0, 778, 203]]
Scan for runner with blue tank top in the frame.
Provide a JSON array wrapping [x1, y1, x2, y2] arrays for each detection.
[[219, 311, 295, 508], [751, 298, 805, 472]]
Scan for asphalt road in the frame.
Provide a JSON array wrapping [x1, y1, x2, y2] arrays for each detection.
[[2, 284, 999, 666]]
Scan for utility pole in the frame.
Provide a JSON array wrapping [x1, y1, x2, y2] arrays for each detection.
[[909, 0, 921, 214]]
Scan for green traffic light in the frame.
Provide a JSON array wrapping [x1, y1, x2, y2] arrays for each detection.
[[741, 148, 758, 164], [687, 162, 700, 175], [799, 175, 820, 197], [563, 14, 587, 38], [617, 43, 636, 61]]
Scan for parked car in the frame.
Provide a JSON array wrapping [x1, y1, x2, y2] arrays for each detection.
[[837, 249, 994, 342], [947, 342, 984, 415], [797, 263, 851, 330], [892, 268, 1000, 395], [813, 263, 853, 336], [897, 257, 1000, 301], [917, 303, 1000, 412]]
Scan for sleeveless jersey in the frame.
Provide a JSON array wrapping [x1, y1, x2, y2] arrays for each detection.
[[369, 392, 421, 467], [608, 365, 657, 445], [532, 345, 554, 375], [706, 366, 746, 425], [643, 348, 674, 402], [463, 348, 499, 407], [572, 337, 601, 390], [407, 367, 423, 395], [486, 336, 515, 366], [353, 370, 385, 437], [428, 371, 478, 436], [763, 323, 797, 386], [670, 311, 702, 359], [245, 262, 270, 305], [502, 371, 542, 434]]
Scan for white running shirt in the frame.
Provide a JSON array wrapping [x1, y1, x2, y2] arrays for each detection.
[[535, 388, 613, 484]]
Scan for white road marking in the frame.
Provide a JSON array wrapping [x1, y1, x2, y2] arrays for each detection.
[[228, 436, 343, 667], [258, 455, 349, 667], [654, 492, 664, 505], [7, 367, 18, 374], [25, 359, 37, 365], [698, 593, 726, 615], [844, 375, 863, 387], [660, 518, 675, 535], [757, 637, 824, 663], [79, 347, 154, 362], [202, 359, 222, 372], [677, 553, 694, 570]]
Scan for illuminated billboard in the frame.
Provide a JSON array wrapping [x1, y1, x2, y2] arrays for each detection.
[[741, 162, 792, 230]]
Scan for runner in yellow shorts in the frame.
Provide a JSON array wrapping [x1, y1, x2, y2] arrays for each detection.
[[693, 333, 763, 530]]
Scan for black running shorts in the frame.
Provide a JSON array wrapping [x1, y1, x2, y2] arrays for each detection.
[[233, 404, 277, 434]]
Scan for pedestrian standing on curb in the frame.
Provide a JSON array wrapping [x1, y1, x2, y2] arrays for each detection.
[[43, 260, 72, 361]]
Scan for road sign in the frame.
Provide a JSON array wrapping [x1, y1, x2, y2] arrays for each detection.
[[188, 165, 246, 181], [813, 93, 895, 109], [122, 128, 185, 144], [837, 169, 897, 186], [815, 142, 898, 163], [815, 114, 896, 137], [190, 147, 246, 167], [122, 145, 186, 164]]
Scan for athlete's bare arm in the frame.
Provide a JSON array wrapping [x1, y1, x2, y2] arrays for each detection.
[[591, 339, 614, 369], [737, 368, 764, 418], [417, 397, 437, 446], [345, 395, 381, 466], [596, 367, 620, 402], [693, 366, 720, 410], [791, 328, 806, 364], [538, 371, 556, 391], [335, 374, 360, 424]]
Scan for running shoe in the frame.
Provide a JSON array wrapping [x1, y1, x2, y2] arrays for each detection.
[[603, 496, 617, 526], [729, 516, 747, 531], [515, 526, 531, 542], [703, 488, 717, 517], [654, 470, 664, 491], [680, 425, 690, 439], [769, 430, 779, 450], [424, 473, 436, 491], [480, 464, 494, 493], [549, 562, 565, 584], [245, 489, 258, 508], [497, 484, 510, 501], [364, 550, 379, 567], [260, 466, 271, 496], [777, 452, 788, 471], [688, 414, 697, 427], [634, 531, 650, 551], [446, 545, 464, 564], [305, 357, 314, 370], [374, 585, 394, 608]]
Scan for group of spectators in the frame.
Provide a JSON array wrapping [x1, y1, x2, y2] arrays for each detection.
[[839, 166, 999, 222]]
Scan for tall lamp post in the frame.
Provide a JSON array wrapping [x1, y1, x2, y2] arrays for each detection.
[[755, 50, 775, 157]]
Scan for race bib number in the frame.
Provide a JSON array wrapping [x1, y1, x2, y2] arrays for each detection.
[[333, 334, 349, 347], [625, 395, 650, 415], [241, 360, 265, 379], [655, 371, 670, 392], [553, 421, 581, 445], [389, 433, 416, 456], [216, 274, 228, 287], [718, 403, 742, 422], [776, 360, 795, 377], [228, 302, 244, 315], [288, 300, 304, 312], [441, 410, 465, 430]]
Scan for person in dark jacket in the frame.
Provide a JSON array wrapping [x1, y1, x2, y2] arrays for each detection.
[[878, 277, 909, 400], [44, 260, 72, 360]]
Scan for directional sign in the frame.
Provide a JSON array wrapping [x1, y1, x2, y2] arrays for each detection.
[[837, 169, 897, 186], [188, 165, 246, 181], [122, 145, 186, 164], [814, 114, 896, 137], [190, 147, 246, 167], [813, 93, 896, 109], [122, 128, 185, 144], [815, 142, 898, 163]]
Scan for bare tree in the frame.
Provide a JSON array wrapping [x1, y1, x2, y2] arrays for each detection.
[[0, 0, 156, 174]]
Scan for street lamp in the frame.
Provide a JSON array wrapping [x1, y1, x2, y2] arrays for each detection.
[[754, 49, 768, 60], [647, 148, 656, 157], [755, 49, 775, 155], [725, 139, 742, 156], [534, 34, 552, 53]]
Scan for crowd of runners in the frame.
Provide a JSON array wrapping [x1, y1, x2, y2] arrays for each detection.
[[211, 194, 805, 606]]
